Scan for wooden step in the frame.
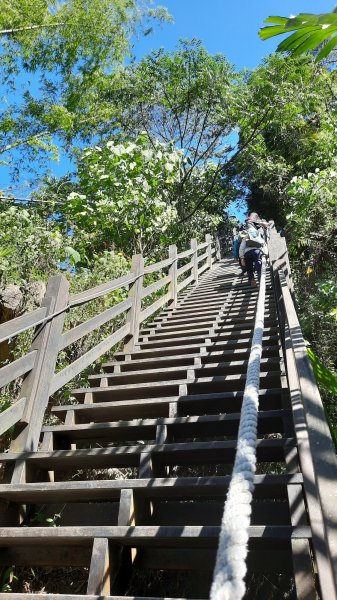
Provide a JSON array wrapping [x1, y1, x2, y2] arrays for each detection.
[[114, 335, 279, 360], [104, 346, 280, 372], [0, 473, 303, 504], [51, 388, 288, 422], [42, 410, 288, 447], [0, 439, 296, 474], [138, 330, 278, 350], [71, 372, 282, 402], [0, 524, 311, 549], [139, 325, 278, 344], [90, 357, 281, 386], [141, 315, 277, 334]]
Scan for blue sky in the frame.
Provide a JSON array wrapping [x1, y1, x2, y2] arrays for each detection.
[[135, 0, 334, 68]]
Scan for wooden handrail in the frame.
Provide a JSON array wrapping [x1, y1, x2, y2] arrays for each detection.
[[278, 270, 337, 594], [0, 306, 47, 344], [0, 234, 216, 440]]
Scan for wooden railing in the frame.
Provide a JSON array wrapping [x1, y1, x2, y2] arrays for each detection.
[[0, 235, 216, 450], [268, 228, 337, 596]]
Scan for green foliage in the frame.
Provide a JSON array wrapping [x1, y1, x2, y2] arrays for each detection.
[[0, 0, 172, 176], [65, 134, 183, 257], [307, 347, 337, 395], [259, 13, 337, 61], [0, 204, 68, 284], [0, 566, 18, 593], [110, 40, 239, 221]]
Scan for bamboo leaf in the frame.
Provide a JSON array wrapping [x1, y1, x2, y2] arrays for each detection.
[[277, 27, 321, 53], [263, 16, 289, 25], [291, 29, 337, 56]]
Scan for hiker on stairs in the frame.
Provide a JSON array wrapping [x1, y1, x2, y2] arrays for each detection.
[[239, 212, 269, 288]]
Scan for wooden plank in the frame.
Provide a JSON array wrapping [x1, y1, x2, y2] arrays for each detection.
[[60, 298, 132, 350], [139, 292, 172, 323], [70, 273, 135, 306], [279, 271, 337, 596], [198, 262, 209, 276], [291, 540, 317, 600], [0, 525, 312, 546], [177, 247, 194, 259], [197, 251, 208, 264], [168, 244, 178, 307], [70, 371, 282, 399], [0, 595, 186, 600], [206, 234, 213, 270], [197, 241, 209, 251], [0, 397, 26, 437], [0, 306, 47, 344], [0, 350, 36, 388], [143, 257, 172, 275], [124, 254, 144, 352], [190, 238, 198, 284], [141, 275, 170, 300], [50, 388, 286, 422], [0, 438, 295, 470], [50, 323, 130, 394], [0, 474, 304, 504], [177, 274, 193, 293], [177, 261, 193, 277], [87, 538, 111, 595], [10, 276, 69, 458], [42, 409, 285, 444]]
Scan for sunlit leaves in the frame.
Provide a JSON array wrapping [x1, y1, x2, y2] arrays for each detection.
[[259, 13, 337, 61], [66, 134, 183, 257]]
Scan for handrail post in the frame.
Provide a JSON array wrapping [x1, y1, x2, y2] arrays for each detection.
[[191, 238, 198, 285], [124, 254, 144, 352], [9, 275, 69, 477], [206, 234, 213, 270], [215, 233, 222, 261], [168, 244, 178, 307]]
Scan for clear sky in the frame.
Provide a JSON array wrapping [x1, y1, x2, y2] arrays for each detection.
[[134, 0, 334, 68]]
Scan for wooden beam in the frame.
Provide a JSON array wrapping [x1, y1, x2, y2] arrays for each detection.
[[124, 254, 144, 352], [87, 537, 111, 595]]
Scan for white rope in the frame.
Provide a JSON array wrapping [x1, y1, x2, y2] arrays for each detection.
[[210, 256, 267, 600]]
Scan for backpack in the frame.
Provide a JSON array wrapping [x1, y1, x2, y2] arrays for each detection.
[[245, 227, 265, 249]]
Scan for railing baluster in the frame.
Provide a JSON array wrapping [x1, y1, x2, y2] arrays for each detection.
[[124, 254, 144, 352], [191, 238, 198, 284], [206, 233, 213, 270], [169, 244, 178, 307]]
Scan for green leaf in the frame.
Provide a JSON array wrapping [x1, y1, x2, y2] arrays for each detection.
[[259, 25, 291, 41], [277, 27, 321, 53], [64, 246, 81, 265], [316, 34, 337, 60], [291, 29, 337, 56], [284, 14, 318, 29], [263, 16, 289, 25], [307, 348, 337, 394]]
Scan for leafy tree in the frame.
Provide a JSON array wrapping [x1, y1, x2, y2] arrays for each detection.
[[103, 41, 242, 222], [63, 134, 183, 257], [233, 53, 337, 411], [0, 0, 171, 177], [234, 54, 335, 222]]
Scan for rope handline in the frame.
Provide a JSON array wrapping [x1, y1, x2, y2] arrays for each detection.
[[210, 255, 267, 600]]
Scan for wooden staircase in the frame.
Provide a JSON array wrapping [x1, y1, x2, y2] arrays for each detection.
[[0, 232, 337, 599]]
